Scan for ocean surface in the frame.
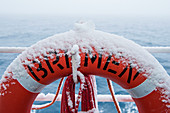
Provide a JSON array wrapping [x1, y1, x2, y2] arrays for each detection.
[[0, 15, 170, 113]]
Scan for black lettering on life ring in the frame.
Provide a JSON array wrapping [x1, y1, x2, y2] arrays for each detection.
[[44, 56, 54, 73], [107, 60, 119, 74], [65, 54, 70, 68], [118, 65, 140, 83], [50, 51, 65, 70], [36, 61, 48, 79], [127, 66, 132, 83], [84, 53, 97, 67], [127, 68, 140, 84], [97, 54, 102, 68], [57, 64, 64, 70], [27, 60, 48, 81], [108, 69, 117, 74], [102, 55, 119, 74], [84, 53, 88, 67], [27, 51, 67, 81], [27, 65, 40, 81], [133, 71, 140, 81], [103, 55, 111, 70], [112, 60, 120, 66], [118, 66, 128, 78], [52, 52, 59, 65], [90, 54, 97, 64]]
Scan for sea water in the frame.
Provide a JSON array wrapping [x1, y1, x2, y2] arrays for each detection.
[[0, 15, 170, 113]]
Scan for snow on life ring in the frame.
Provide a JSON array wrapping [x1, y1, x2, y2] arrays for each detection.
[[0, 22, 169, 113]]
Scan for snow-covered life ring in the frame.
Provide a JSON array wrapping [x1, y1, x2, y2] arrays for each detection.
[[0, 22, 169, 113]]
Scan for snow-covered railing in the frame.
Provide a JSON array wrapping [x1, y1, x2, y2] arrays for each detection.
[[0, 47, 170, 53], [35, 93, 133, 102], [143, 47, 170, 53], [0, 47, 27, 53]]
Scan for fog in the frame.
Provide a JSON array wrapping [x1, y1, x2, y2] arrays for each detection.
[[0, 0, 170, 17]]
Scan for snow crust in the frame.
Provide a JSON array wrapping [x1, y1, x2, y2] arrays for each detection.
[[0, 22, 169, 107], [74, 21, 95, 33], [71, 44, 80, 83], [35, 93, 133, 102], [75, 72, 86, 108], [66, 91, 74, 110]]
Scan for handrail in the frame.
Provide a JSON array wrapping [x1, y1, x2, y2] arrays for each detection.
[[143, 47, 170, 53], [0, 47, 170, 53], [0, 47, 27, 53], [35, 93, 133, 102]]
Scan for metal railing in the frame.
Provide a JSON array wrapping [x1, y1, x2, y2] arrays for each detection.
[[35, 94, 133, 102]]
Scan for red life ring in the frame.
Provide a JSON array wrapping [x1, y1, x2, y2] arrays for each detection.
[[0, 23, 169, 113]]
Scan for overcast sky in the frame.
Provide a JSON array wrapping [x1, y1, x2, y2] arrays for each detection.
[[0, 0, 170, 16]]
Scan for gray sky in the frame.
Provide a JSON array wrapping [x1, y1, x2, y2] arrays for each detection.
[[0, 0, 170, 16]]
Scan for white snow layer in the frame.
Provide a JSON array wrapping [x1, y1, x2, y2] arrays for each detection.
[[71, 44, 80, 83], [0, 22, 169, 107], [35, 93, 133, 102]]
